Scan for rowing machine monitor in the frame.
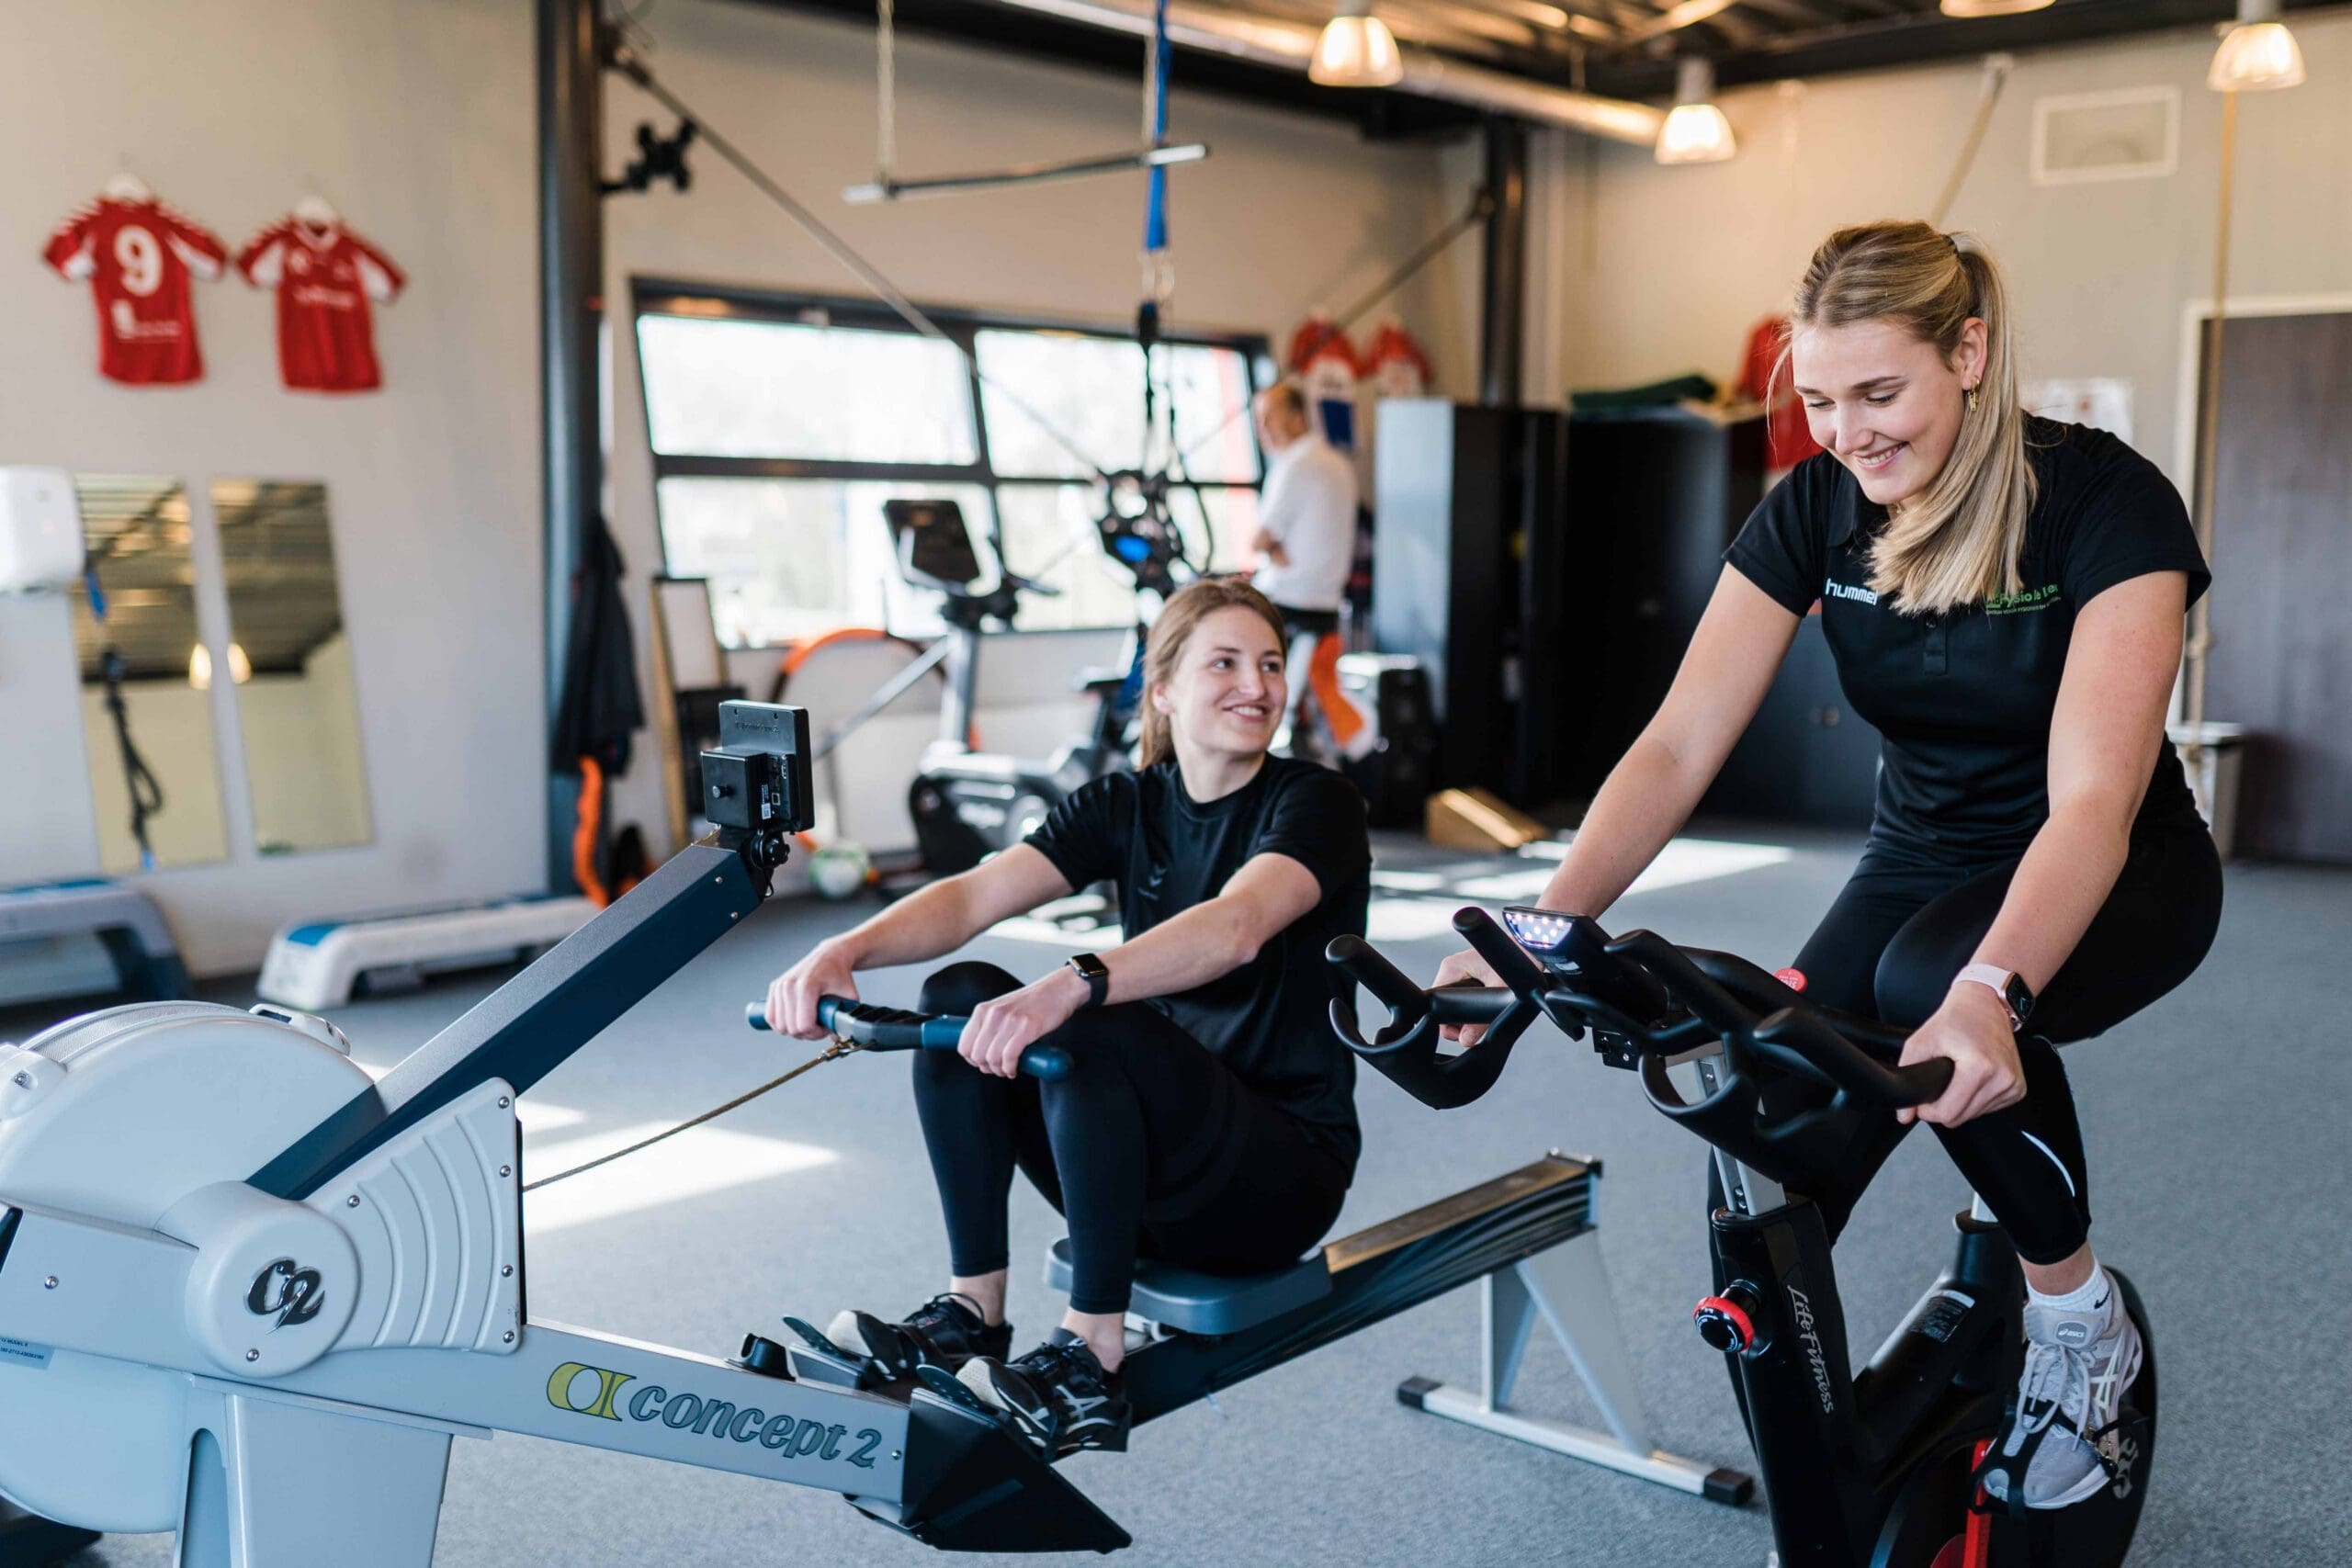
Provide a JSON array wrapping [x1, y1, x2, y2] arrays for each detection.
[[700, 701, 815, 844]]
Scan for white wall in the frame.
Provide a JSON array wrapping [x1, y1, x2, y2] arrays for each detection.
[[601, 0, 1486, 852], [0, 0, 542, 975], [1541, 15, 2352, 488]]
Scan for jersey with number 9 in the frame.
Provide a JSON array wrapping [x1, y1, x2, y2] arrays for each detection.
[[44, 197, 228, 386]]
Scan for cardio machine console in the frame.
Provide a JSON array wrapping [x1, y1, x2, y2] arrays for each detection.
[[885, 498, 986, 594], [1499, 904, 1657, 1072], [698, 701, 817, 838]]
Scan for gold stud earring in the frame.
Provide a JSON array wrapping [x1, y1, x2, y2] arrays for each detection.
[[1966, 386, 1980, 412]]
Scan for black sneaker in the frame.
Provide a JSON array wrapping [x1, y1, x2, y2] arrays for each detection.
[[956, 1328, 1131, 1457], [825, 1293, 1011, 1381]]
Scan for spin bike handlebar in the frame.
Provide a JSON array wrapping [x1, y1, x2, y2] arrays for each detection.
[[1325, 908, 1951, 1157], [744, 998, 1074, 1081]]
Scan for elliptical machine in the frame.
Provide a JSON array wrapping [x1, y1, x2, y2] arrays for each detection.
[[1324, 906, 2158, 1568]]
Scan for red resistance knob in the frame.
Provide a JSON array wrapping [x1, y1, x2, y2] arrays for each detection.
[[1695, 1288, 1759, 1354], [1774, 967, 1808, 993]]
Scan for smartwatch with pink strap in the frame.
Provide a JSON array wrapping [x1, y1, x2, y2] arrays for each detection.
[[1952, 963, 2035, 1032]]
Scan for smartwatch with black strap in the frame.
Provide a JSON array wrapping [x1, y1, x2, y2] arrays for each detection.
[[1066, 951, 1110, 1010]]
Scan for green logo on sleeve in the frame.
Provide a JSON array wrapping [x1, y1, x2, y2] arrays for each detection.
[[1984, 584, 2063, 615]]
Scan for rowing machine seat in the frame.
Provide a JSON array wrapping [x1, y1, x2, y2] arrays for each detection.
[[1043, 1239, 1331, 1335]]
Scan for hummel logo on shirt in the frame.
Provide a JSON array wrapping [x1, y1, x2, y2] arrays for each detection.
[[1823, 579, 1880, 605]]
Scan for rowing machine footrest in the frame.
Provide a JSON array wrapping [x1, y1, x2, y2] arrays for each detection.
[[1043, 1238, 1332, 1335]]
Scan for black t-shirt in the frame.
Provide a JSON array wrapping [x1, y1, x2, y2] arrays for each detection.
[[1724, 417, 2211, 861], [1023, 756, 1371, 1169]]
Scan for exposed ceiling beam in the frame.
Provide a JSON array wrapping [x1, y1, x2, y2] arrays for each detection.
[[1388, 0, 1555, 53], [735, 0, 1480, 134], [1579, 0, 2312, 96], [1609, 0, 1747, 49], [1729, 0, 1841, 30], [989, 0, 1666, 140]]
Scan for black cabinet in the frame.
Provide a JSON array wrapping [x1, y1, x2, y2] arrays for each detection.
[[1557, 408, 1767, 796], [1371, 400, 1572, 805]]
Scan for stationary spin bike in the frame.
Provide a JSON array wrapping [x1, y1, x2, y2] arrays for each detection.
[[1324, 906, 2158, 1568]]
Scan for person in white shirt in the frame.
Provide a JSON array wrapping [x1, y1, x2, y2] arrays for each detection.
[[1248, 382, 1359, 753]]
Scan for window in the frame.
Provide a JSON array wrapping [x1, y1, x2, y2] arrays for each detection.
[[636, 284, 1265, 649]]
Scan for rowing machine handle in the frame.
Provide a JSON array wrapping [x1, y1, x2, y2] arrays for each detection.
[[743, 998, 1073, 1081]]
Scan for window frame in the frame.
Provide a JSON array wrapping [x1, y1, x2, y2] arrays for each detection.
[[632, 278, 1269, 645]]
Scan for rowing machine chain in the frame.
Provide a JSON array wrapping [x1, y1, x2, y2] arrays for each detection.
[[520, 1035, 865, 1192]]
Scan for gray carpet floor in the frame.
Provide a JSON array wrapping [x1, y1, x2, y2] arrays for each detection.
[[21, 825, 2349, 1567]]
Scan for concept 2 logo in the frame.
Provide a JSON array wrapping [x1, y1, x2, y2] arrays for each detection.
[[546, 1362, 885, 1470], [245, 1258, 327, 1330]]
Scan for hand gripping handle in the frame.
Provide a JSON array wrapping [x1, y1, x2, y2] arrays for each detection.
[[744, 998, 1073, 1081], [1748, 1008, 1951, 1108], [1325, 935, 1533, 1111]]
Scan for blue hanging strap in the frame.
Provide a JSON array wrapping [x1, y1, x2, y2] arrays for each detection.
[[1142, 0, 1171, 270]]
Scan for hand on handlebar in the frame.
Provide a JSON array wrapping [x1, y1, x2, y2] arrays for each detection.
[[766, 941, 858, 1040], [962, 970, 1087, 1079], [1894, 985, 2025, 1127], [1432, 948, 1505, 1044]]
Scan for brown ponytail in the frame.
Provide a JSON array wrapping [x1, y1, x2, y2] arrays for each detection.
[[1135, 579, 1289, 768]]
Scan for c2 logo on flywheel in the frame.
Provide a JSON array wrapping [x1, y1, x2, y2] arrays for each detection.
[[245, 1258, 327, 1330]]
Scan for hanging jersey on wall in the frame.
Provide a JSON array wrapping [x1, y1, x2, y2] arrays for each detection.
[[1364, 318, 1431, 400], [42, 196, 227, 386], [237, 217, 405, 393], [1284, 310, 1361, 450]]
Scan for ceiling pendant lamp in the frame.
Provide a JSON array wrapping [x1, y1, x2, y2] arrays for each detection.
[[2209, 0, 2305, 91], [1311, 1, 1405, 89], [1655, 57, 1735, 164]]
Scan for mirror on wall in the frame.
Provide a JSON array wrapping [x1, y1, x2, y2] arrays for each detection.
[[70, 474, 230, 873], [211, 480, 372, 855]]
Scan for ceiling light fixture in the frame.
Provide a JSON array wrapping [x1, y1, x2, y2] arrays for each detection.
[[2209, 0, 2305, 91], [1310, 2, 1405, 89], [1655, 57, 1736, 164]]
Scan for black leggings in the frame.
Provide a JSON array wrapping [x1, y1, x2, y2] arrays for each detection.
[[910, 963, 1351, 1315], [1786, 821, 2222, 1265]]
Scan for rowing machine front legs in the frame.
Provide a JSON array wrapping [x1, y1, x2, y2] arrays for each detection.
[[1398, 1230, 1754, 1507]]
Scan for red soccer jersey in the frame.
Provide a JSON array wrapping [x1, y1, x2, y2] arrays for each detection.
[[43, 197, 226, 386], [237, 218, 404, 393]]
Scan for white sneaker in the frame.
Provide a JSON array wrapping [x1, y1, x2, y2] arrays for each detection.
[[1981, 1271, 2143, 1510]]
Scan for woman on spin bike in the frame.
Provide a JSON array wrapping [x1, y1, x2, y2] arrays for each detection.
[[1436, 220, 2220, 1511], [764, 579, 1370, 1458]]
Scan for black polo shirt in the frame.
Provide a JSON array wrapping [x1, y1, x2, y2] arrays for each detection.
[[1023, 756, 1371, 1170], [1725, 416, 2211, 862]]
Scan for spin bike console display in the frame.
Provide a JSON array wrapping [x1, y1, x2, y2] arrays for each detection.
[[1324, 908, 2158, 1568]]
